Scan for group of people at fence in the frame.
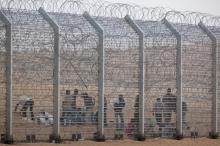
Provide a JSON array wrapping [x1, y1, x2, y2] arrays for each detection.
[[152, 88, 187, 137], [61, 89, 107, 125], [15, 88, 187, 137]]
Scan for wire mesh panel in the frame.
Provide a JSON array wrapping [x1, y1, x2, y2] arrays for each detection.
[[94, 17, 139, 139], [182, 25, 212, 137], [214, 30, 220, 136], [208, 25, 220, 135], [3, 9, 54, 141], [49, 13, 99, 140], [0, 0, 220, 142], [136, 20, 177, 137], [171, 21, 213, 137], [0, 20, 6, 136]]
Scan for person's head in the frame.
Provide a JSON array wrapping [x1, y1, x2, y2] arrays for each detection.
[[156, 98, 160, 102], [118, 94, 124, 101], [167, 88, 171, 94], [74, 89, 78, 95], [66, 90, 70, 95]]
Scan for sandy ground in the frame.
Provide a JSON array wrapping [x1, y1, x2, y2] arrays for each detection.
[[1, 138, 220, 146]]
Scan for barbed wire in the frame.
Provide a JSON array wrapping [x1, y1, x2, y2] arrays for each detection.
[[0, 0, 219, 26], [0, 0, 218, 140]]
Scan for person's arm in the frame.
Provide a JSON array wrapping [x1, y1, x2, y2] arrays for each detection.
[[122, 98, 125, 107], [15, 100, 23, 111], [91, 97, 95, 106], [15, 103, 19, 111]]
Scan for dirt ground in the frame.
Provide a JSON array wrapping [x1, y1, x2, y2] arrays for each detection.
[[1, 138, 220, 146]]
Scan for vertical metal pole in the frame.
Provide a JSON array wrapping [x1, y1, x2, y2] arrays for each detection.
[[162, 18, 183, 136], [39, 8, 60, 139], [124, 15, 145, 136], [0, 10, 13, 142], [198, 22, 218, 135], [83, 12, 105, 135]]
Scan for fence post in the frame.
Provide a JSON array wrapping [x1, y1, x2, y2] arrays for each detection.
[[198, 22, 218, 138], [162, 18, 183, 138], [124, 15, 145, 139], [83, 12, 105, 137], [0, 10, 13, 144], [38, 7, 61, 142]]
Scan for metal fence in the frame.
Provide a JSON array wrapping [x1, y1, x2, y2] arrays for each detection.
[[0, 0, 220, 143]]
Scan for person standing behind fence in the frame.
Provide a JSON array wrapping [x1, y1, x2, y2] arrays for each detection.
[[63, 89, 78, 110], [15, 96, 34, 121], [83, 92, 95, 110], [131, 95, 139, 124], [114, 95, 126, 129], [63, 90, 73, 111], [182, 101, 187, 127], [163, 88, 176, 123], [82, 92, 95, 123], [62, 89, 79, 125], [153, 98, 163, 125]]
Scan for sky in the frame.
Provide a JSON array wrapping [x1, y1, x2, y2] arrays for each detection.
[[107, 0, 220, 16]]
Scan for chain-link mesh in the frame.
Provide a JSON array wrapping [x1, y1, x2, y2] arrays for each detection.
[[0, 19, 6, 137], [93, 16, 139, 138], [2, 9, 54, 141], [0, 0, 220, 142]]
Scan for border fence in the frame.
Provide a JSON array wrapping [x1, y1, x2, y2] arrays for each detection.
[[0, 0, 220, 143]]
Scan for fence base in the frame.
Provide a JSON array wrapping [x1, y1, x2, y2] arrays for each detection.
[[93, 131, 105, 142], [1, 134, 13, 144], [134, 134, 146, 141], [173, 132, 183, 140], [209, 132, 219, 139], [49, 134, 61, 143]]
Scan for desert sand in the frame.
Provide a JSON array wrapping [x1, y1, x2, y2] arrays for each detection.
[[1, 138, 220, 146]]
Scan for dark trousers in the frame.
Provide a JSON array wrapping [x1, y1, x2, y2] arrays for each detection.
[[155, 113, 162, 124], [115, 112, 124, 129]]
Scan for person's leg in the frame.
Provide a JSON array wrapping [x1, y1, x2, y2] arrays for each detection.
[[155, 113, 159, 124], [115, 112, 119, 129], [182, 112, 187, 127], [78, 111, 81, 124], [82, 111, 86, 124], [22, 103, 28, 118], [30, 106, 34, 120], [104, 108, 107, 126], [119, 112, 124, 139], [158, 113, 162, 123], [167, 113, 171, 123], [120, 111, 124, 129]]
